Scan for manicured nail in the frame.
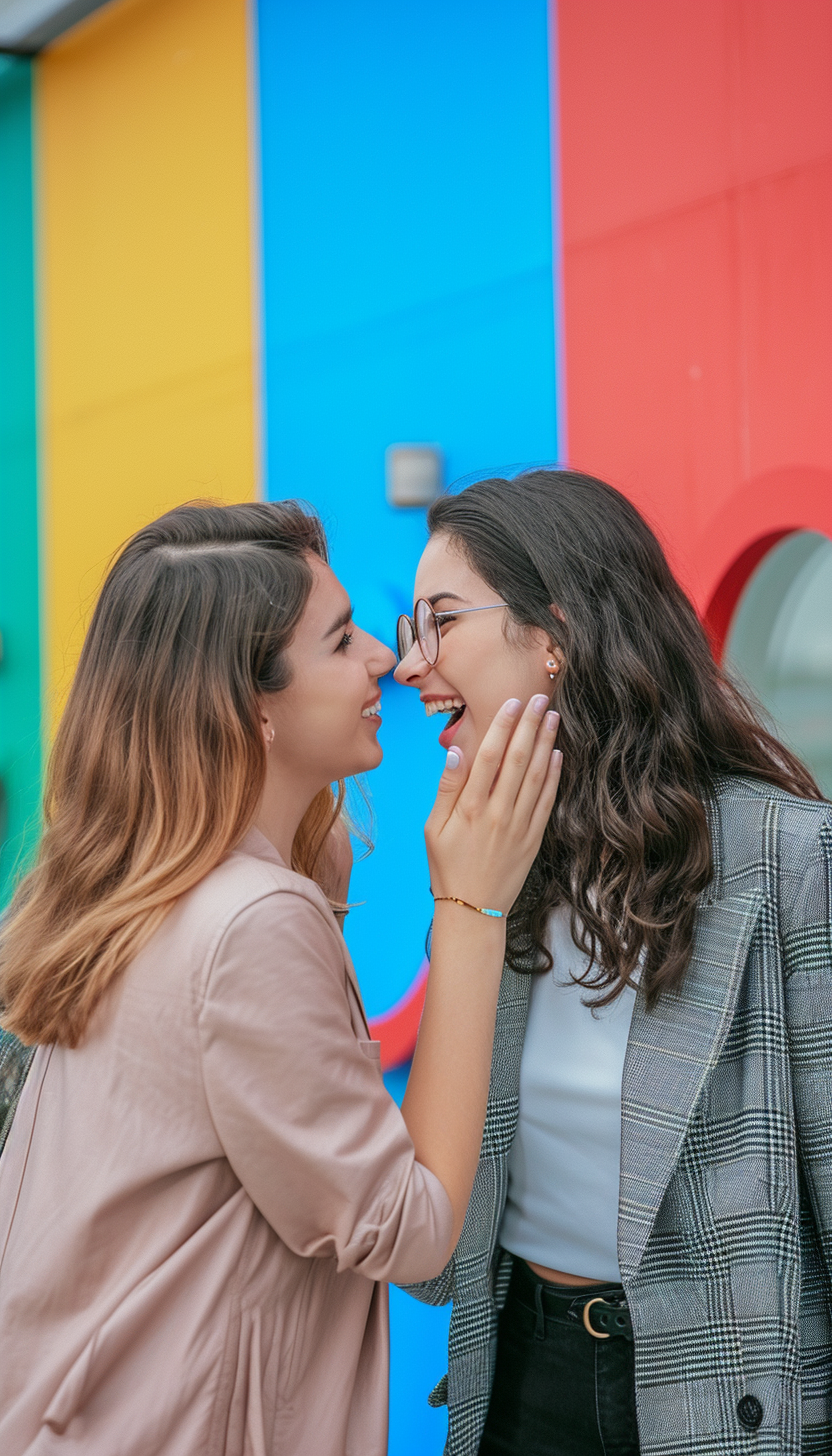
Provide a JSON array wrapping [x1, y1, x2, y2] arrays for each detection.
[[546, 711, 559, 732], [532, 694, 549, 715], [445, 749, 460, 770], [553, 749, 563, 764], [504, 698, 522, 718]]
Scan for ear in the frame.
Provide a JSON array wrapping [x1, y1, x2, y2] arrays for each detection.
[[546, 604, 566, 675], [258, 701, 275, 748]]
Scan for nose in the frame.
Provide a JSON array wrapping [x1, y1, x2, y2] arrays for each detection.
[[366, 634, 397, 679], [393, 641, 430, 687]]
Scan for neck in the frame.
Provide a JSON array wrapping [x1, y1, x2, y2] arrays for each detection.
[[253, 762, 324, 865]]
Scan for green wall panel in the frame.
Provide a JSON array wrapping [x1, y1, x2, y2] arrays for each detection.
[[0, 57, 41, 906]]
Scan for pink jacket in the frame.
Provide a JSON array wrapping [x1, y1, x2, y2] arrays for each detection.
[[0, 830, 451, 1455]]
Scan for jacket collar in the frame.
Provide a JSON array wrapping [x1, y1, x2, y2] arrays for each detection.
[[236, 826, 287, 866], [704, 778, 726, 899]]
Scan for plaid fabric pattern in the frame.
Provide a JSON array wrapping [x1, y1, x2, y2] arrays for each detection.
[[0, 1030, 35, 1158], [403, 778, 832, 1455]]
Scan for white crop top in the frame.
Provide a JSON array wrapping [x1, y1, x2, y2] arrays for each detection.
[[499, 904, 636, 1281]]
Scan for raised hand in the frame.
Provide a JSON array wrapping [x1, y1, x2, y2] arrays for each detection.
[[402, 696, 562, 1255], [425, 695, 562, 917]]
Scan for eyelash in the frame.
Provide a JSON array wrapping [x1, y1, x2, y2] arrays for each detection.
[[336, 631, 354, 652]]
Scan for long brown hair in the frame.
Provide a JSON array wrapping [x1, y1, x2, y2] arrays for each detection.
[[0, 500, 342, 1049], [429, 469, 823, 1005]]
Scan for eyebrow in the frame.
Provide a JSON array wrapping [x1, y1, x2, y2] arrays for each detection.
[[426, 592, 467, 608], [324, 604, 354, 638]]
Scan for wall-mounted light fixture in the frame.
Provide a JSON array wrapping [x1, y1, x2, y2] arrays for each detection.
[[385, 444, 443, 508]]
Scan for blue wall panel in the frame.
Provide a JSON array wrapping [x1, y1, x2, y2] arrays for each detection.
[[257, 3, 558, 1448]]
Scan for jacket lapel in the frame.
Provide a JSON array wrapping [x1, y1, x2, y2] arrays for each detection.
[[618, 888, 763, 1280], [236, 827, 370, 1030], [341, 941, 372, 1037]]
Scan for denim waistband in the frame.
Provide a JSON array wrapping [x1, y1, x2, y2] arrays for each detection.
[[512, 1255, 624, 1306], [509, 1255, 631, 1339]]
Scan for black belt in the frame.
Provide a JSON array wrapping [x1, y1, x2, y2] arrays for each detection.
[[517, 1258, 634, 1342], [578, 1294, 633, 1341]]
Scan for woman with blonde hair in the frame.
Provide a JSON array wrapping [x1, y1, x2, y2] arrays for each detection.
[[0, 499, 561, 1456]]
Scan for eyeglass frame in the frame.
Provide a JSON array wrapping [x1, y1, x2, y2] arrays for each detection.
[[396, 599, 508, 665]]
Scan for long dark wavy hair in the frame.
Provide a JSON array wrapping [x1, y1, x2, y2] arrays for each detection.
[[428, 469, 823, 1005]]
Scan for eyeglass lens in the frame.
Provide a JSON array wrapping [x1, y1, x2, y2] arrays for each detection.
[[396, 601, 442, 664], [415, 599, 440, 664], [396, 615, 416, 662]]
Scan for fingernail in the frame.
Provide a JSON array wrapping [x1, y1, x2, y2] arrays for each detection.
[[445, 749, 460, 770], [546, 711, 559, 732], [532, 694, 548, 715], [553, 749, 563, 764], [504, 698, 522, 718]]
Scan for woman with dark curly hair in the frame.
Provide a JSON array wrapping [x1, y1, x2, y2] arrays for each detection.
[[395, 469, 831, 1456]]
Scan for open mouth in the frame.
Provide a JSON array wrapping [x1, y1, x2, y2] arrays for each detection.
[[425, 697, 467, 748], [361, 700, 381, 719]]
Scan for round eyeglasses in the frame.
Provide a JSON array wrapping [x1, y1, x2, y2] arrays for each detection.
[[396, 599, 508, 666]]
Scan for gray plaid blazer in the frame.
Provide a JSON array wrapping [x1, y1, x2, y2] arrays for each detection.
[[403, 777, 832, 1455]]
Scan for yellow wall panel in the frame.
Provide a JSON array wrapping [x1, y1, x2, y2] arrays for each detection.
[[38, 0, 257, 719]]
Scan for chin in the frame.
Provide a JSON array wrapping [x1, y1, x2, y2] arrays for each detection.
[[342, 744, 383, 778], [453, 718, 481, 759]]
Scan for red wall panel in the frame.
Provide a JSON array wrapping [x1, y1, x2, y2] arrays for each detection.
[[555, 0, 832, 617]]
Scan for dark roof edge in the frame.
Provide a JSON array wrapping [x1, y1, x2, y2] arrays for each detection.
[[0, 0, 110, 56]]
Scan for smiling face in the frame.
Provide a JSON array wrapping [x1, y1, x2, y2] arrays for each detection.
[[265, 554, 396, 794], [394, 532, 556, 758]]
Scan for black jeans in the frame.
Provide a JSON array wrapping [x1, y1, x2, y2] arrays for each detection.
[[478, 1257, 640, 1456]]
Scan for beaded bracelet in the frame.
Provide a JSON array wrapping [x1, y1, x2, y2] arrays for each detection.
[[433, 896, 506, 919]]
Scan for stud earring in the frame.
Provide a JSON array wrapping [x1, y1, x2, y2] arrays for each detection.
[[546, 659, 557, 680]]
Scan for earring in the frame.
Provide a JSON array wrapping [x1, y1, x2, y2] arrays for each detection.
[[546, 658, 557, 680], [266, 728, 275, 745]]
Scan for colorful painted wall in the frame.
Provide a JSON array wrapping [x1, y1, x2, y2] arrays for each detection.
[[0, 2, 829, 1451], [38, 0, 258, 724], [1, 0, 258, 896], [256, 6, 558, 1441], [557, 0, 832, 644]]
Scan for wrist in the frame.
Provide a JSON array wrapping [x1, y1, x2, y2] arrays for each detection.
[[433, 894, 506, 920], [432, 898, 507, 936]]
